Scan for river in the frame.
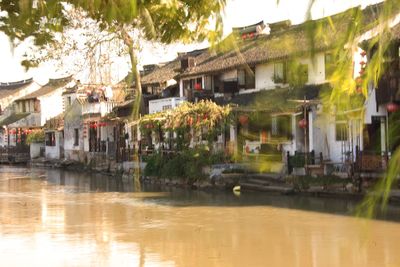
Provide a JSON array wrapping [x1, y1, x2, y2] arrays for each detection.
[[0, 166, 400, 267]]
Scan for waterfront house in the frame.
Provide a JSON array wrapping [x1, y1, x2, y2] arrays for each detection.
[[1, 76, 71, 148], [176, 18, 333, 172], [0, 78, 42, 146], [175, 3, 393, 174], [66, 83, 123, 168], [44, 114, 64, 160], [341, 20, 400, 178]]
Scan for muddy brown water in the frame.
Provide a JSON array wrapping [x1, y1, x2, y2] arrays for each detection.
[[1, 166, 400, 267]]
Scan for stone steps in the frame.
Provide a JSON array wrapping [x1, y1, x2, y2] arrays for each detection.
[[240, 183, 295, 195]]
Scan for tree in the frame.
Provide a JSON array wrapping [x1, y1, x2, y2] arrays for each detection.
[[3, 0, 400, 216], [0, 0, 225, 117], [0, 0, 225, 190]]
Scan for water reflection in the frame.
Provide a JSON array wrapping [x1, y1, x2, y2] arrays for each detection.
[[0, 166, 399, 266]]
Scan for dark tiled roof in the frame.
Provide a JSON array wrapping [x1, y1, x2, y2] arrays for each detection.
[[179, 3, 388, 78], [0, 78, 33, 100], [62, 85, 78, 95], [141, 60, 179, 85], [141, 48, 209, 86], [216, 83, 330, 112], [0, 113, 30, 126], [17, 76, 72, 101], [0, 78, 33, 89]]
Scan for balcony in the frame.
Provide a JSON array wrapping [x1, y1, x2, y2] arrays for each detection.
[[193, 90, 214, 102], [82, 101, 117, 117], [148, 97, 186, 114]]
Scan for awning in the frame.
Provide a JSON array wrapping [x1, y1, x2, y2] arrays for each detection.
[[217, 83, 330, 113], [0, 113, 30, 127]]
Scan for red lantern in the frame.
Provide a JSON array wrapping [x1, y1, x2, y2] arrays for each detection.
[[360, 50, 367, 57], [356, 87, 363, 93], [298, 118, 307, 128], [242, 33, 247, 40], [248, 32, 254, 39], [387, 102, 399, 113], [359, 69, 365, 75], [187, 117, 193, 126], [360, 61, 366, 66], [194, 83, 202, 91], [238, 115, 249, 125]]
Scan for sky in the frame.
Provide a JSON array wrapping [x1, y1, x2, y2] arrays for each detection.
[[0, 0, 383, 83]]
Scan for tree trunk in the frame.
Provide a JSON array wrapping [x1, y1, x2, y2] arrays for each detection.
[[121, 27, 143, 191]]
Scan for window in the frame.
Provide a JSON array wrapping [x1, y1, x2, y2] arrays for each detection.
[[335, 122, 348, 141], [213, 75, 221, 93], [274, 62, 287, 83], [299, 64, 309, 83], [22, 102, 26, 113], [325, 53, 335, 78], [45, 132, 56, 146], [34, 100, 40, 112], [74, 129, 79, 146], [238, 68, 255, 89], [67, 96, 72, 107], [246, 68, 255, 89], [271, 115, 292, 139], [162, 105, 172, 110], [238, 69, 246, 87], [131, 126, 137, 142], [204, 76, 212, 90]]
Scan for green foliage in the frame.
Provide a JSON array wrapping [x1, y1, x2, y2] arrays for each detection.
[[140, 100, 231, 131], [26, 130, 45, 144], [287, 60, 309, 88], [144, 147, 229, 183], [0, 0, 226, 52], [143, 153, 165, 177]]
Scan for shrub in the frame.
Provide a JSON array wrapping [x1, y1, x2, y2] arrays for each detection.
[[144, 153, 165, 177], [26, 130, 45, 144], [162, 154, 185, 179], [143, 146, 226, 183]]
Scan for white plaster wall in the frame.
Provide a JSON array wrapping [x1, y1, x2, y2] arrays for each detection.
[[0, 81, 42, 112], [149, 97, 186, 114], [63, 93, 77, 112], [254, 52, 326, 92], [100, 124, 115, 142], [30, 143, 44, 159], [63, 102, 84, 159], [39, 89, 64, 126], [299, 53, 326, 84], [45, 131, 62, 160], [9, 113, 41, 128], [364, 88, 387, 124], [255, 64, 275, 90]]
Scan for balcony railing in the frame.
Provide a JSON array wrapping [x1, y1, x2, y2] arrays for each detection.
[[355, 150, 388, 172], [148, 97, 186, 114], [82, 101, 117, 117]]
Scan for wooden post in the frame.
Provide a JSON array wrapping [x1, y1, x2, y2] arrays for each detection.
[[287, 151, 292, 174], [303, 96, 308, 173], [311, 150, 315, 165]]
